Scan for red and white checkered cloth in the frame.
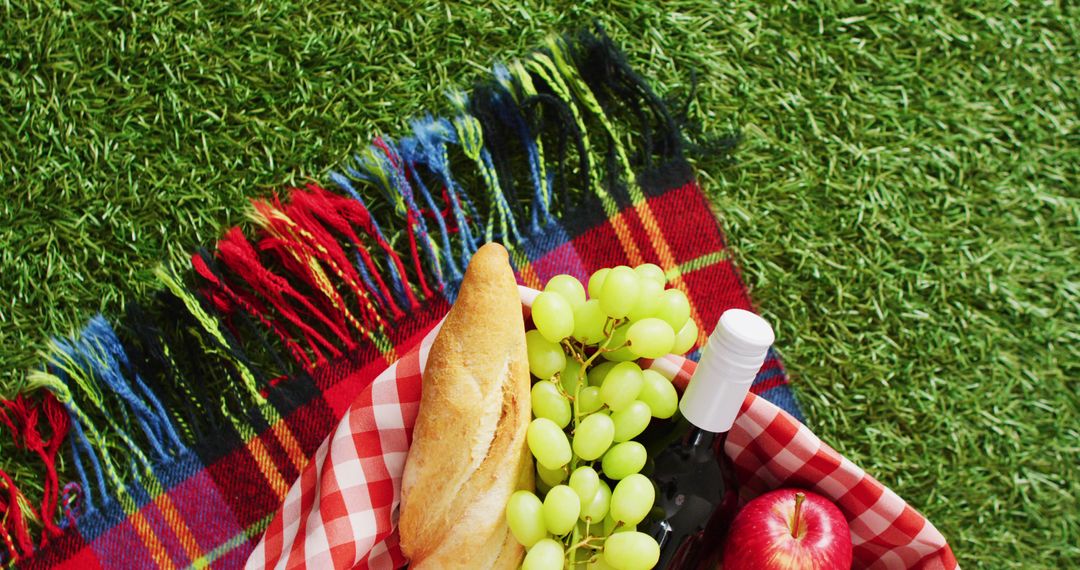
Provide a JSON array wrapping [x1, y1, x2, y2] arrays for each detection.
[[246, 290, 958, 570]]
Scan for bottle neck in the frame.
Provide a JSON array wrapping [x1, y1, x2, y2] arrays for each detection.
[[684, 424, 726, 455], [643, 413, 723, 459]]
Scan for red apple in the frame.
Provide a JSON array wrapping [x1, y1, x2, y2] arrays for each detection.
[[722, 488, 852, 570]]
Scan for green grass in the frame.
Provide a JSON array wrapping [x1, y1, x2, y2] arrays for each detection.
[[1, 0, 1076, 567]]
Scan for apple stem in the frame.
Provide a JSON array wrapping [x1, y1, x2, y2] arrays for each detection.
[[791, 492, 806, 539]]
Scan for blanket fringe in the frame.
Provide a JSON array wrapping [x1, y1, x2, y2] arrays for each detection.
[[0, 27, 705, 561], [0, 392, 69, 562]]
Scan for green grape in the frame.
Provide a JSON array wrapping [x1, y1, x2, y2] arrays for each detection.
[[600, 362, 644, 412], [625, 278, 663, 322], [602, 324, 638, 362], [671, 318, 699, 355], [634, 263, 666, 287], [578, 386, 604, 414], [506, 490, 547, 548], [572, 299, 608, 345], [603, 348, 639, 362], [603, 513, 616, 534], [599, 266, 641, 319], [580, 480, 611, 522], [572, 413, 615, 460], [531, 380, 572, 428], [568, 466, 600, 506], [545, 274, 587, 311], [626, 318, 675, 359], [655, 289, 691, 332], [537, 462, 567, 487], [526, 330, 566, 380], [601, 441, 647, 480], [608, 323, 629, 347], [587, 268, 611, 299], [587, 361, 617, 387], [541, 485, 581, 535], [522, 538, 564, 570], [533, 291, 575, 343], [536, 474, 553, 496], [587, 556, 619, 570], [602, 513, 637, 535], [609, 474, 655, 526], [527, 418, 572, 470], [560, 358, 583, 395], [602, 532, 660, 570], [611, 401, 652, 442], [638, 369, 678, 419]]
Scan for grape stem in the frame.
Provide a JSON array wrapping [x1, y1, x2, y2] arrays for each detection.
[[570, 537, 604, 550], [566, 319, 620, 568], [570, 535, 605, 549], [567, 520, 581, 568], [568, 322, 619, 455]]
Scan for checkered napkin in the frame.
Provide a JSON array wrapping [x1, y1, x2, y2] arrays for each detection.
[[246, 289, 957, 570]]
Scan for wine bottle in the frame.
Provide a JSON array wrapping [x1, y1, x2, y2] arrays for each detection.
[[641, 309, 775, 569]]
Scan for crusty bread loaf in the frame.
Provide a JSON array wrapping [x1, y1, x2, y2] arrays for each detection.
[[398, 243, 533, 569]]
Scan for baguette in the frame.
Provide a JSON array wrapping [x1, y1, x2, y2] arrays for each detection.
[[398, 243, 533, 569]]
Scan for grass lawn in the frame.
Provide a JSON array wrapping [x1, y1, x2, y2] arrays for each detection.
[[1, 1, 1076, 567]]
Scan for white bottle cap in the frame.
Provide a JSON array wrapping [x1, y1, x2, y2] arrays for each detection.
[[679, 309, 774, 433]]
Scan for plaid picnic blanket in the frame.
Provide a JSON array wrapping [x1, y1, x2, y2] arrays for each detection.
[[0, 28, 944, 569], [246, 289, 958, 570]]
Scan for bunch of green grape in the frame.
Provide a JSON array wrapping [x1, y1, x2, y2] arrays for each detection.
[[506, 264, 698, 570]]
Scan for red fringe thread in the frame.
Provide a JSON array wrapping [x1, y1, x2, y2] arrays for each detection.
[[0, 393, 70, 560]]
